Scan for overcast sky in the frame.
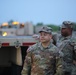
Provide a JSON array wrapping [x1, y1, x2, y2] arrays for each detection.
[[0, 0, 76, 25]]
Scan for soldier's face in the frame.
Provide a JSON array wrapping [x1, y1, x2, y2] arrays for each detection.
[[39, 32, 52, 43], [61, 28, 71, 37]]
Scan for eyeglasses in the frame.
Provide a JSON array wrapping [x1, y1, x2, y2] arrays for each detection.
[[63, 21, 73, 25]]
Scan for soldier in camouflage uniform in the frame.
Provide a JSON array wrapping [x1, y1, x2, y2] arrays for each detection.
[[57, 21, 76, 75], [21, 26, 60, 75]]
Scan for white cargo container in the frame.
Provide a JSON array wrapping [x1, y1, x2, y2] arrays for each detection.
[[0, 22, 34, 36], [24, 22, 34, 35], [16, 28, 25, 36]]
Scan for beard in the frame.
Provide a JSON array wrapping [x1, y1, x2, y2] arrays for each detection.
[[61, 32, 69, 37]]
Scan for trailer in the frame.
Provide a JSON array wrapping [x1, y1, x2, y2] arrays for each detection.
[[0, 36, 37, 75]]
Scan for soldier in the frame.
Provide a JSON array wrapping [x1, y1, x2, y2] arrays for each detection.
[[21, 26, 60, 75], [57, 21, 76, 75]]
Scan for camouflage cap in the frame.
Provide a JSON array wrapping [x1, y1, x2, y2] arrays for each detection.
[[61, 21, 73, 29], [39, 26, 52, 34]]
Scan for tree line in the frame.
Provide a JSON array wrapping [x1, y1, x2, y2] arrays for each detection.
[[35, 22, 76, 32]]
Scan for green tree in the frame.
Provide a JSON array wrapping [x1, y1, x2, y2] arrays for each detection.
[[47, 24, 60, 32], [36, 22, 43, 26], [8, 20, 14, 25], [73, 23, 76, 31]]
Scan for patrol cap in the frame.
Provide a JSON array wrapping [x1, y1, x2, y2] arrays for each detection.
[[39, 26, 52, 34], [61, 21, 73, 29]]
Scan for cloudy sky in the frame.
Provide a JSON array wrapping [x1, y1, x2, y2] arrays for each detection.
[[0, 0, 76, 25]]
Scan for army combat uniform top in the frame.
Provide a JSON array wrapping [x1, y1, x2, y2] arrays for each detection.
[[57, 35, 76, 75], [21, 42, 60, 75]]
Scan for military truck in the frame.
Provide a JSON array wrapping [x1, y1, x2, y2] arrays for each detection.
[[0, 36, 37, 75]]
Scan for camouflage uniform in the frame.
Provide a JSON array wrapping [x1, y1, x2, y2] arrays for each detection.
[[21, 26, 60, 75], [21, 42, 60, 75], [56, 21, 76, 75]]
